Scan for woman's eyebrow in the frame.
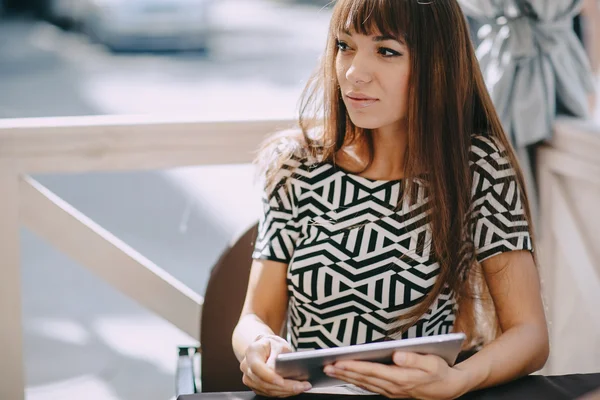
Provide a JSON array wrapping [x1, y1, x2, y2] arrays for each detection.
[[373, 34, 405, 45], [340, 30, 405, 45]]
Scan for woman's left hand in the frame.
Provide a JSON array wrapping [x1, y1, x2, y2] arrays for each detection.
[[323, 351, 470, 400]]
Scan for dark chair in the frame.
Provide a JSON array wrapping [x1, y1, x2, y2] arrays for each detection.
[[177, 223, 260, 395], [200, 223, 259, 392]]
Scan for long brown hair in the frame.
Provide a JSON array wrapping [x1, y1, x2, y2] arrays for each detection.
[[257, 0, 536, 349]]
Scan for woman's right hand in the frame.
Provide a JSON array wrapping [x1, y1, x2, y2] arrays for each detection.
[[240, 335, 312, 397]]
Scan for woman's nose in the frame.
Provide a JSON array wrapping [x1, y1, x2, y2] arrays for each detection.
[[346, 53, 373, 84]]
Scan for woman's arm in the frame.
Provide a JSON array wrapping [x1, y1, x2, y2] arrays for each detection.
[[232, 258, 289, 362], [454, 249, 550, 392], [233, 259, 313, 396]]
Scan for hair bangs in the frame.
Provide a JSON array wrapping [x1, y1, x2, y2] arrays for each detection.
[[331, 0, 409, 42]]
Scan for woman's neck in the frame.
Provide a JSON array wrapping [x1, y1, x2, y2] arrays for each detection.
[[337, 126, 408, 181], [370, 125, 408, 180]]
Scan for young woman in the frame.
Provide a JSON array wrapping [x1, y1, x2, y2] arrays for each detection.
[[232, 1, 549, 398]]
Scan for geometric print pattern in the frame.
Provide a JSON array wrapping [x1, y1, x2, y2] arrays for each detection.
[[470, 136, 532, 261], [253, 135, 532, 351]]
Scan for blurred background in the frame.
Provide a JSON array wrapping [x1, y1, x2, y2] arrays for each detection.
[[0, 1, 332, 399], [0, 1, 599, 399]]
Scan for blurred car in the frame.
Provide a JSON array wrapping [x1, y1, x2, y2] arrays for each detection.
[[33, 0, 88, 28], [81, 0, 214, 52], [49, 0, 87, 25]]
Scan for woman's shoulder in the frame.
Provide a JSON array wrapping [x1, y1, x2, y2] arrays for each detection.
[[257, 127, 321, 167], [255, 127, 323, 191], [469, 133, 519, 186], [469, 133, 508, 159]]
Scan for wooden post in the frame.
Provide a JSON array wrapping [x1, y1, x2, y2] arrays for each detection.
[[0, 161, 25, 400], [536, 147, 556, 374]]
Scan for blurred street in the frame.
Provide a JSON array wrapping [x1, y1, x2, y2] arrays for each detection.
[[0, 1, 332, 399], [0, 0, 331, 119]]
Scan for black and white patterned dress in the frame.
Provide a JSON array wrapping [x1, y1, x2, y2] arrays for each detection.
[[252, 135, 532, 351]]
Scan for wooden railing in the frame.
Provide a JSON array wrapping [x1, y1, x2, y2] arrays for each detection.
[[0, 115, 294, 400], [0, 115, 598, 399]]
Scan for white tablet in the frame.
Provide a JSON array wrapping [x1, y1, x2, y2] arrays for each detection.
[[275, 333, 466, 386]]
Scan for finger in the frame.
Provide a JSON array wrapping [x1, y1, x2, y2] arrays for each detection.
[[253, 386, 291, 398], [324, 366, 402, 397], [266, 339, 293, 369], [247, 379, 311, 397], [331, 360, 429, 385], [246, 354, 312, 396], [265, 350, 278, 370], [393, 352, 445, 374], [266, 335, 293, 350], [245, 372, 285, 396], [246, 348, 285, 386], [247, 367, 312, 395]]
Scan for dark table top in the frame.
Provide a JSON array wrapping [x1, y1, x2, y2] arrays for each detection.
[[178, 373, 600, 400]]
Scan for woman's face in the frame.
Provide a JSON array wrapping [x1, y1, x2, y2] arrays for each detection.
[[335, 29, 411, 134]]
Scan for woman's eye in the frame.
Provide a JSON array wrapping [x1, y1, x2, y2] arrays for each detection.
[[336, 40, 350, 51], [379, 47, 402, 57]]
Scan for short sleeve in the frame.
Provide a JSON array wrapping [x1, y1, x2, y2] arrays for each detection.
[[470, 136, 533, 263], [252, 163, 301, 263]]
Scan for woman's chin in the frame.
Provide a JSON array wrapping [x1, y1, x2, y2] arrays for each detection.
[[347, 115, 384, 130]]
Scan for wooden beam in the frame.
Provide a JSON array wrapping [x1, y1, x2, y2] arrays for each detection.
[[552, 117, 600, 165], [0, 163, 25, 400], [11, 147, 264, 174], [538, 147, 600, 187], [535, 149, 557, 374], [0, 116, 295, 174], [19, 175, 203, 340]]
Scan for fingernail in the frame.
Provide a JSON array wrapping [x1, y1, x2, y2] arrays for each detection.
[[395, 352, 407, 364], [323, 366, 334, 374], [295, 383, 311, 393]]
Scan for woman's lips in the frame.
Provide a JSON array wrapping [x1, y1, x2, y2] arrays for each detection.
[[346, 95, 379, 109]]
